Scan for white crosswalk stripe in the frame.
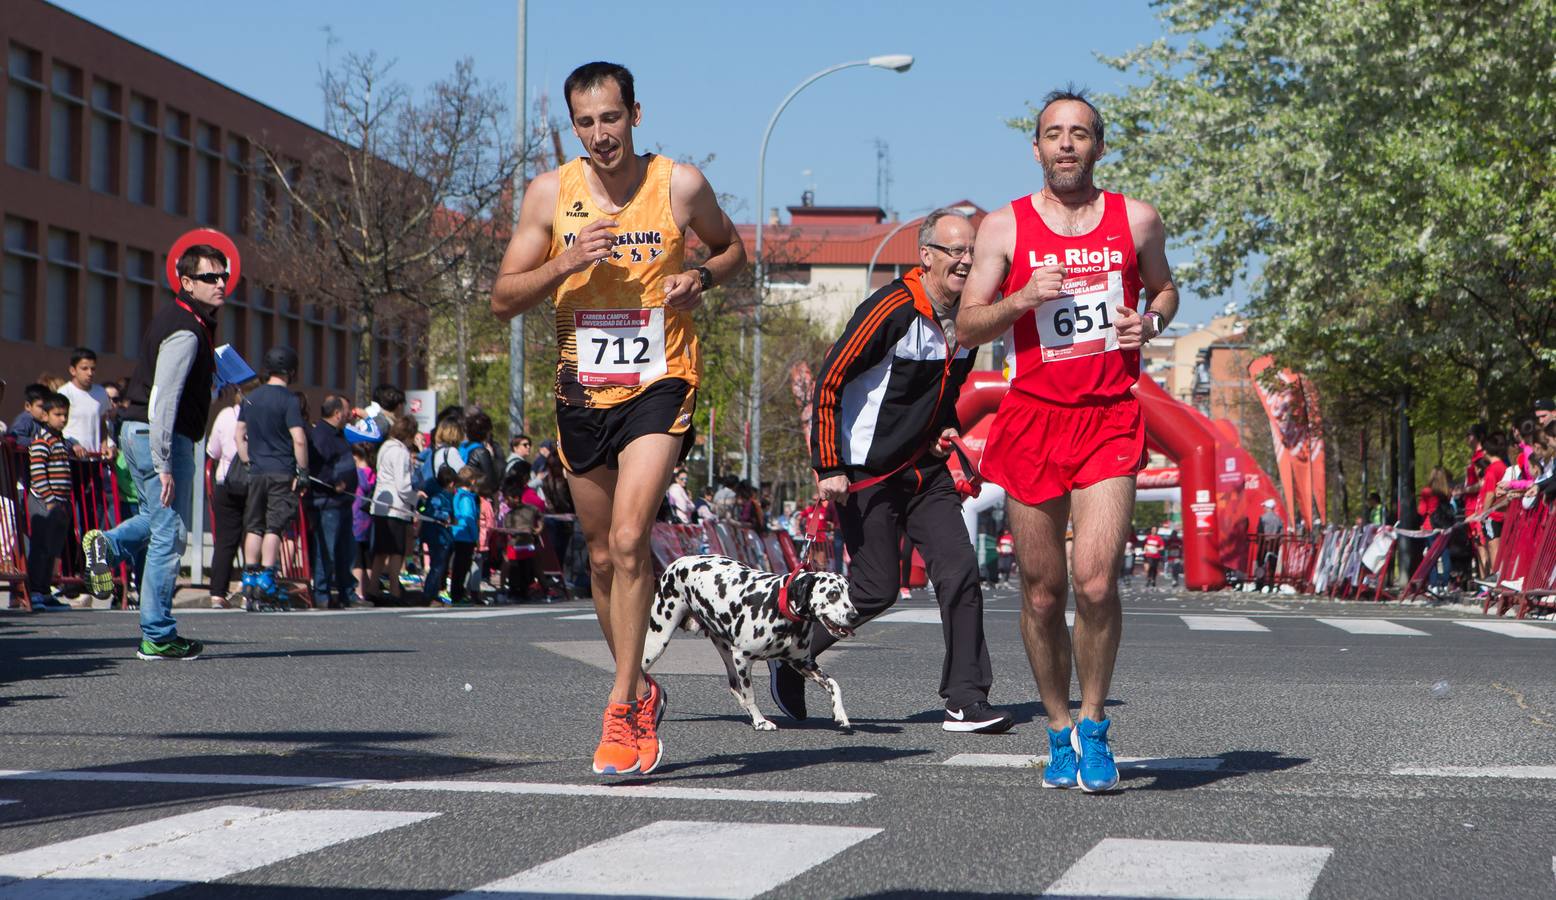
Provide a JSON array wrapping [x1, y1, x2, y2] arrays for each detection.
[[452, 819, 880, 899], [1317, 617, 1428, 636], [943, 753, 1224, 772], [1455, 620, 1556, 639], [405, 608, 566, 619], [880, 608, 1075, 626], [1181, 614, 1270, 632], [1041, 837, 1332, 899], [0, 804, 435, 899]]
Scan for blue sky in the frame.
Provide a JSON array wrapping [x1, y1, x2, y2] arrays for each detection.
[[54, 0, 1230, 322]]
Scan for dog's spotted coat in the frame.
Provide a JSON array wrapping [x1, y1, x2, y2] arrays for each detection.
[[645, 555, 858, 731]]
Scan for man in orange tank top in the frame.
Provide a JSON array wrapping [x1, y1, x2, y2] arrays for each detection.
[[957, 88, 1179, 793], [491, 62, 745, 777]]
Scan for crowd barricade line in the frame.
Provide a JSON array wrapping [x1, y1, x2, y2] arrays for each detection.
[[1400, 530, 1454, 602], [1510, 499, 1556, 619], [648, 522, 806, 576], [0, 441, 28, 604], [1484, 500, 1552, 618], [202, 459, 313, 606]]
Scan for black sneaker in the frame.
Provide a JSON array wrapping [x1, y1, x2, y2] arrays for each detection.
[[136, 637, 204, 661], [943, 701, 1015, 734], [768, 660, 807, 720], [82, 530, 115, 599]]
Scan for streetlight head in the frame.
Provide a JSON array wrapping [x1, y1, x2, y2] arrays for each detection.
[[868, 54, 914, 73]]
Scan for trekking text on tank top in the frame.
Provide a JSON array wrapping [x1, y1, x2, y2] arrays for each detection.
[[548, 154, 697, 408], [999, 191, 1145, 406]]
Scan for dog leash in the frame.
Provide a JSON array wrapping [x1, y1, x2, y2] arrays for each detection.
[[776, 501, 831, 624]]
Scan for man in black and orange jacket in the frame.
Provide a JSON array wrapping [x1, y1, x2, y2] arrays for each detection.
[[771, 209, 1012, 735]]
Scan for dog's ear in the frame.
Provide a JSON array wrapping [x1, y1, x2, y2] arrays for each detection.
[[788, 572, 817, 612]]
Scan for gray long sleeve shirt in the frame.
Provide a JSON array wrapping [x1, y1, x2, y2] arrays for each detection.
[[147, 330, 199, 473]]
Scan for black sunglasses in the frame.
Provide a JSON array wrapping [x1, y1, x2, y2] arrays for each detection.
[[188, 272, 230, 284]]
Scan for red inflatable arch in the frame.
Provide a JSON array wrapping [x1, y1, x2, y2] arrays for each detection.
[[951, 372, 1283, 591]]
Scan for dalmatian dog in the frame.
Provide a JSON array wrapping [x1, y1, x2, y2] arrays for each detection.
[[645, 555, 858, 731]]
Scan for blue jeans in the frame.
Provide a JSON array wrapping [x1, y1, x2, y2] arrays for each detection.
[[308, 503, 357, 604], [102, 424, 192, 643]]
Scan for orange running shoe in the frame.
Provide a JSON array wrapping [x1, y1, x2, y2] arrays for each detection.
[[635, 675, 667, 775], [592, 701, 639, 775]]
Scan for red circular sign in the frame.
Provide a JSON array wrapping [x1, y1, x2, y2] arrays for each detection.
[[165, 228, 242, 294]]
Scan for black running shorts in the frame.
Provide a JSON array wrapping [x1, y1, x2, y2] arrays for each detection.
[[556, 378, 696, 475], [243, 473, 299, 537]]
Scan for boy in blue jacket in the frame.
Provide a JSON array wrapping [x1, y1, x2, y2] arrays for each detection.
[[449, 466, 482, 604], [421, 468, 456, 605]]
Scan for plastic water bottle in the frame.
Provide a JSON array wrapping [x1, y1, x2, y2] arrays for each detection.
[[1431, 680, 1451, 699]]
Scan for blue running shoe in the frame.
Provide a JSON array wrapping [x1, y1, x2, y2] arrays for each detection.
[[1070, 717, 1120, 793], [1042, 726, 1078, 789]]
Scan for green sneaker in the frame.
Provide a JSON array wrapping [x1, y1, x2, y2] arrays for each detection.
[[136, 637, 204, 661], [82, 530, 116, 599]]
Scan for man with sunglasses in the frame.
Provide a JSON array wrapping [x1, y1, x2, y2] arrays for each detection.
[[784, 208, 1014, 735], [82, 244, 228, 661]]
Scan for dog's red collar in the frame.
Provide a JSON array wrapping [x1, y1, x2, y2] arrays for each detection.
[[776, 569, 805, 624]]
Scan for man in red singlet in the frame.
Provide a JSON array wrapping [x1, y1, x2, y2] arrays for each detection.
[[957, 88, 1179, 793]]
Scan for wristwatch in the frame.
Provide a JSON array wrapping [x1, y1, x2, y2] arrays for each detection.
[[1144, 309, 1165, 339], [693, 265, 714, 291]]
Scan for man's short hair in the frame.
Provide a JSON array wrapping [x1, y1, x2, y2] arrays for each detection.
[[23, 383, 48, 405], [69, 347, 97, 367], [1035, 85, 1104, 144], [373, 384, 405, 411], [175, 244, 228, 280], [1468, 422, 1489, 442], [320, 395, 346, 419], [464, 411, 492, 443], [917, 208, 972, 248], [41, 392, 70, 414], [1366, 491, 1382, 503], [564, 61, 635, 117], [511, 433, 532, 449]]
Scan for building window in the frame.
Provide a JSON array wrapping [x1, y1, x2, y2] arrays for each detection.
[[85, 238, 117, 353], [126, 93, 156, 205], [123, 248, 154, 358], [45, 228, 79, 347], [2, 217, 38, 341], [218, 301, 241, 353], [223, 136, 247, 234], [299, 321, 317, 385], [49, 61, 83, 183], [6, 43, 43, 171], [162, 108, 189, 215], [88, 79, 120, 194], [195, 122, 219, 225], [247, 287, 268, 363]]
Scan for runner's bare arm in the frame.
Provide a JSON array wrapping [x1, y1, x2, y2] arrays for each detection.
[[490, 171, 618, 320], [664, 164, 746, 311], [955, 208, 1065, 346], [1114, 199, 1178, 349]]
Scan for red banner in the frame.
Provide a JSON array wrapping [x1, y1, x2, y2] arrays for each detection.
[[1248, 356, 1327, 529]]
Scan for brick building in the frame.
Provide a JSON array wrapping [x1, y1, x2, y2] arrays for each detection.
[[1, 0, 424, 409]]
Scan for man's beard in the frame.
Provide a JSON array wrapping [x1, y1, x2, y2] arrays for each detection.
[[1042, 153, 1095, 192]]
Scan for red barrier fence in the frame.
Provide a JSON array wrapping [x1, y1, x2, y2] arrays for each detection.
[[649, 521, 801, 575], [1481, 499, 1556, 619], [203, 459, 312, 604], [3, 438, 131, 608]]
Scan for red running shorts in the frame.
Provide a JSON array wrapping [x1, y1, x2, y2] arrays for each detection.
[[980, 391, 1144, 507]]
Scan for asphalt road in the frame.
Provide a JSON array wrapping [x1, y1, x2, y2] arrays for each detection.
[[1, 581, 1553, 899]]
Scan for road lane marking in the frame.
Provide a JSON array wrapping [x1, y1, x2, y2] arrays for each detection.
[[1455, 621, 1556, 639], [1390, 766, 1556, 780], [558, 613, 598, 620], [879, 609, 1074, 626], [1042, 837, 1331, 899], [453, 819, 880, 899], [942, 754, 1224, 772], [1181, 615, 1270, 632], [0, 805, 434, 899], [364, 780, 872, 804], [0, 770, 381, 788], [405, 608, 566, 619], [0, 770, 870, 805], [1316, 618, 1428, 636]]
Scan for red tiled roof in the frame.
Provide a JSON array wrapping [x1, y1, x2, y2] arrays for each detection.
[[691, 201, 987, 267]]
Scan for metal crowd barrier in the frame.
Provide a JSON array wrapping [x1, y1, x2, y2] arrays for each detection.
[[1482, 499, 1556, 619], [2, 438, 132, 608], [649, 521, 800, 575]]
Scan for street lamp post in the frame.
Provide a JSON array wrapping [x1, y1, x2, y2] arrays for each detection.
[[750, 54, 913, 492]]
